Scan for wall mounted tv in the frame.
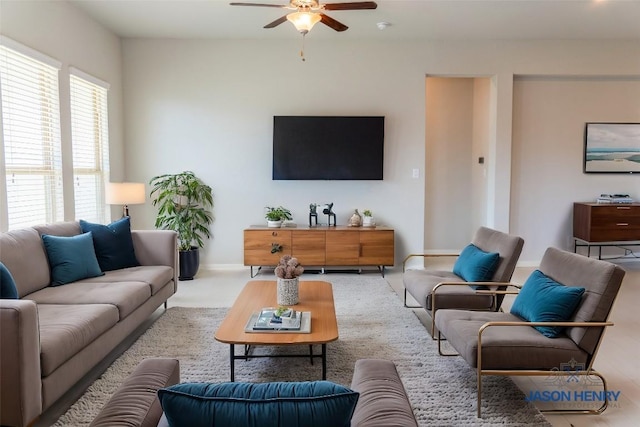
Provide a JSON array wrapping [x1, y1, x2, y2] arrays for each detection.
[[272, 116, 385, 180]]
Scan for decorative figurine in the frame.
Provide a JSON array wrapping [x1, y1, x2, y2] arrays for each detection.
[[309, 203, 318, 227], [348, 209, 362, 227], [323, 203, 336, 226]]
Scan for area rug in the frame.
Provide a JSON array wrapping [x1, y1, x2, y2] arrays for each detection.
[[54, 274, 550, 426]]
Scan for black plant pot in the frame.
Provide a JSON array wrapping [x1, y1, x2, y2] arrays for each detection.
[[179, 247, 200, 281]]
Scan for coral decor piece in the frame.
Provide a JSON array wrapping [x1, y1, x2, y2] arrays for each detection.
[[275, 255, 304, 279], [275, 256, 303, 305]]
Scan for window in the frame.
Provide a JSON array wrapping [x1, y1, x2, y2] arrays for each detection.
[[0, 38, 63, 230], [70, 69, 110, 224]]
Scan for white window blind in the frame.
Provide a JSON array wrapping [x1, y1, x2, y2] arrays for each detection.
[[0, 41, 64, 230], [70, 70, 110, 224]]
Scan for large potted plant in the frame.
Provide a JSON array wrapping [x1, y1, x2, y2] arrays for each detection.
[[149, 171, 214, 280]]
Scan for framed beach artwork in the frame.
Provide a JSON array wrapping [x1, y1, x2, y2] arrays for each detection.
[[584, 123, 640, 174]]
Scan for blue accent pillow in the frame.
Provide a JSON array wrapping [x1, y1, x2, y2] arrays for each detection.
[[157, 381, 359, 427], [453, 244, 500, 288], [80, 217, 139, 271], [41, 233, 104, 286], [510, 269, 586, 338], [0, 261, 19, 299]]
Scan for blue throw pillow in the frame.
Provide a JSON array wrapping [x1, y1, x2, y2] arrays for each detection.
[[80, 217, 139, 271], [0, 261, 19, 299], [157, 381, 359, 427], [453, 244, 500, 288], [510, 269, 586, 338], [42, 233, 104, 286]]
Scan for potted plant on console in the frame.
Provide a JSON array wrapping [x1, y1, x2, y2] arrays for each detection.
[[149, 171, 214, 280], [265, 206, 292, 228], [362, 209, 375, 227]]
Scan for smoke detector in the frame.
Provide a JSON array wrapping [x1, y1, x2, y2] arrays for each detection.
[[376, 21, 391, 30]]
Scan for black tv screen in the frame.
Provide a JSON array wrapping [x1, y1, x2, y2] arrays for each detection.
[[273, 116, 384, 180]]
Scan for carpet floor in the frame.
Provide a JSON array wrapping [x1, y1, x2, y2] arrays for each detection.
[[54, 274, 550, 426]]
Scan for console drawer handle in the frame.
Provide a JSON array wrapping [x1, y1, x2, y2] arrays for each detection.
[[616, 206, 631, 210], [616, 223, 629, 226]]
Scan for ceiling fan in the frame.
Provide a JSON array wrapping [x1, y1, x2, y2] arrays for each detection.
[[230, 1, 378, 34]]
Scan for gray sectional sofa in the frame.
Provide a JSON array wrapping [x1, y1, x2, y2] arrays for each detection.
[[0, 221, 178, 427]]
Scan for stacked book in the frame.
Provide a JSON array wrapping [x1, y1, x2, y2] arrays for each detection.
[[596, 194, 634, 204], [244, 307, 311, 333], [253, 308, 301, 330]]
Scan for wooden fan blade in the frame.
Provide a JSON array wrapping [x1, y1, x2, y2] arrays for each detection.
[[323, 2, 377, 11], [320, 13, 348, 32], [264, 15, 289, 28], [230, 2, 287, 8]]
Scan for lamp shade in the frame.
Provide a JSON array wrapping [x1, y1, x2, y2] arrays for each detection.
[[287, 11, 321, 34], [105, 182, 146, 205]]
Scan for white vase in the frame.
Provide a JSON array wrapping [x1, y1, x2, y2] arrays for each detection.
[[277, 277, 299, 305], [363, 216, 375, 227], [267, 220, 282, 228]]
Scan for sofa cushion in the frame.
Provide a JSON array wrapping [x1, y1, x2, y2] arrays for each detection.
[[42, 233, 104, 286], [403, 269, 493, 311], [538, 247, 625, 354], [37, 304, 119, 376], [26, 281, 151, 320], [80, 217, 140, 271], [511, 269, 585, 338], [33, 221, 82, 238], [157, 381, 359, 427], [452, 243, 499, 287], [80, 266, 174, 295], [0, 262, 19, 299], [435, 309, 589, 370], [0, 227, 51, 297]]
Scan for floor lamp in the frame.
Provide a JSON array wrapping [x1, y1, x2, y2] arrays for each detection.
[[105, 182, 146, 217]]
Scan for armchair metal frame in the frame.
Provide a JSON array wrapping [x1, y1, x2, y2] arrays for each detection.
[[437, 319, 614, 417]]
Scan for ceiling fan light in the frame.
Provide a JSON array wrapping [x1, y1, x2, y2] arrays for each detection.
[[286, 11, 321, 34]]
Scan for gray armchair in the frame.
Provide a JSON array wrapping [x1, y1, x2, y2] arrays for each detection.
[[403, 226, 524, 336], [435, 247, 625, 417]]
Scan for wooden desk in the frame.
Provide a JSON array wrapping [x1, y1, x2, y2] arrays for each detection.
[[214, 280, 338, 381]]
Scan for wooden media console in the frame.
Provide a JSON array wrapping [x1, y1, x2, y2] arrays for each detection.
[[244, 226, 394, 277]]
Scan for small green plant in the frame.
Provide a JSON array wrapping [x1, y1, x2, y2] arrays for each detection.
[[363, 209, 373, 217], [265, 206, 292, 221], [274, 306, 289, 317]]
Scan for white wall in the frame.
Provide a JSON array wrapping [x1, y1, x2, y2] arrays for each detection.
[[122, 39, 640, 268], [0, 1, 125, 221], [511, 76, 640, 261], [122, 39, 427, 268]]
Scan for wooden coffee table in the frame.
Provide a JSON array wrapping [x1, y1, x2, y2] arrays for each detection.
[[214, 280, 338, 381]]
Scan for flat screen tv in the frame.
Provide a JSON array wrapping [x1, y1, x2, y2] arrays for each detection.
[[273, 116, 384, 180]]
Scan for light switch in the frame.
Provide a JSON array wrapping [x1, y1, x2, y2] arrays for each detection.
[[412, 168, 419, 178]]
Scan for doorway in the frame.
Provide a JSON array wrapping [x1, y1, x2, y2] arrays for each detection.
[[425, 76, 491, 250]]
